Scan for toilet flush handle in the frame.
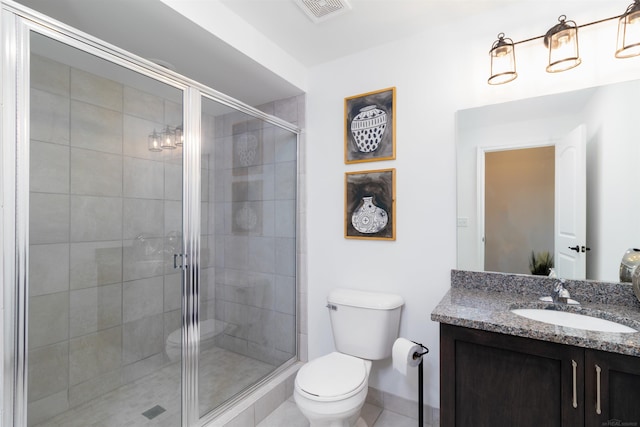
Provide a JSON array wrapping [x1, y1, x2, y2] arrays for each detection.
[[326, 303, 338, 311]]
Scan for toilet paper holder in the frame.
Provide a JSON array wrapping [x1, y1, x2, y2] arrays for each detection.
[[410, 340, 429, 361], [411, 340, 429, 427]]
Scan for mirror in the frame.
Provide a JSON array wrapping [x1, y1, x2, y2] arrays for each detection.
[[456, 79, 640, 283]]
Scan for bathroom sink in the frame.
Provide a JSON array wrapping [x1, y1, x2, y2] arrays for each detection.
[[511, 309, 637, 333]]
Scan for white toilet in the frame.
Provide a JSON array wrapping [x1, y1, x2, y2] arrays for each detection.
[[165, 319, 224, 362], [294, 288, 404, 427]]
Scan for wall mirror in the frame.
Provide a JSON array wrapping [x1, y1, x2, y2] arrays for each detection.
[[456, 79, 640, 283]]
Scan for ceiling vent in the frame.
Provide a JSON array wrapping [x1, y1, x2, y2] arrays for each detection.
[[295, 0, 352, 23]]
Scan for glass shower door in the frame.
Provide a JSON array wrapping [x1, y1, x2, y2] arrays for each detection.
[[198, 95, 298, 418], [27, 31, 185, 426]]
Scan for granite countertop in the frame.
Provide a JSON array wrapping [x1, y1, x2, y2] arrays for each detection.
[[431, 270, 640, 357]]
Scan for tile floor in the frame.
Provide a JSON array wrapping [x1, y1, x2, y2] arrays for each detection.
[[32, 343, 424, 427], [257, 396, 423, 427], [33, 346, 274, 427]]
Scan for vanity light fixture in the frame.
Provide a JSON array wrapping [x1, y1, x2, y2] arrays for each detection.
[[488, 33, 517, 85], [616, 0, 640, 58], [175, 125, 184, 147], [544, 15, 581, 73], [489, 2, 640, 85], [148, 129, 162, 152], [148, 125, 183, 152], [160, 125, 177, 150]]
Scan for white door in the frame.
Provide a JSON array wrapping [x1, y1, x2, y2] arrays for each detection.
[[555, 125, 587, 279]]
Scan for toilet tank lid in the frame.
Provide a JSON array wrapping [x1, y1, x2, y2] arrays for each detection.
[[328, 288, 404, 310]]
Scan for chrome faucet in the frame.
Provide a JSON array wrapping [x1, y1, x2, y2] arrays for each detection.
[[551, 279, 571, 304]]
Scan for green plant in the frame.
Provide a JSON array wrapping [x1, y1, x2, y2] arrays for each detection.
[[529, 251, 554, 276]]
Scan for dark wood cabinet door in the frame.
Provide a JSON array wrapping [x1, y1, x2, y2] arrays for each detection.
[[441, 324, 584, 427], [585, 349, 640, 427]]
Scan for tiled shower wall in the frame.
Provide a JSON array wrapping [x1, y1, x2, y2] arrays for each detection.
[[207, 96, 304, 366], [28, 54, 184, 425], [26, 51, 305, 426]]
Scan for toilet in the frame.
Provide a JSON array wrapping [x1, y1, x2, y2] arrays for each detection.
[[165, 318, 224, 362], [294, 288, 404, 427]]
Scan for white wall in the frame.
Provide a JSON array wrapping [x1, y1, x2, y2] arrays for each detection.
[[305, 5, 640, 407]]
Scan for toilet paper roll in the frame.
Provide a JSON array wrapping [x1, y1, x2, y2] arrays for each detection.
[[392, 337, 422, 376]]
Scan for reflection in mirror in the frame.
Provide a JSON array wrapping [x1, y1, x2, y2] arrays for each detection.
[[457, 79, 640, 283]]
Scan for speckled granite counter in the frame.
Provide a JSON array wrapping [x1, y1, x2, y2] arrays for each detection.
[[431, 270, 640, 357]]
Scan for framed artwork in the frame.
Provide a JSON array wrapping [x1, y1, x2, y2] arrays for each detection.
[[345, 168, 395, 240], [344, 87, 396, 164]]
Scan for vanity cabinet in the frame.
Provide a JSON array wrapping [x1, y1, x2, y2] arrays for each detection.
[[585, 349, 640, 427], [441, 324, 640, 427]]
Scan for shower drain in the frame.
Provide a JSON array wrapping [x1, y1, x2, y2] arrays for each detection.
[[142, 405, 166, 420]]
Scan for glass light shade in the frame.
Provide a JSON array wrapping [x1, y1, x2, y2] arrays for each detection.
[[544, 16, 581, 73], [175, 125, 183, 147], [148, 130, 162, 152], [160, 125, 177, 149], [488, 33, 517, 85], [616, 1, 640, 58]]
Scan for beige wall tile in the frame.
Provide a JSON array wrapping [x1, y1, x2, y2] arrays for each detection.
[[70, 196, 123, 242], [69, 326, 122, 386], [70, 148, 123, 196], [29, 243, 70, 297], [29, 292, 69, 348], [29, 193, 70, 245], [30, 140, 70, 194], [70, 100, 123, 154], [71, 68, 123, 112], [69, 241, 123, 289], [31, 89, 70, 145]]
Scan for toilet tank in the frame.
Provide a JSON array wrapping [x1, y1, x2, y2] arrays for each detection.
[[327, 288, 404, 360]]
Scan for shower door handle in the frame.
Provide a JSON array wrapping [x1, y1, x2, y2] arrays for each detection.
[[173, 253, 188, 269]]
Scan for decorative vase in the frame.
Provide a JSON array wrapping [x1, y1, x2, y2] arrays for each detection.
[[620, 248, 640, 282], [350, 105, 387, 153], [351, 196, 388, 234], [632, 266, 640, 303]]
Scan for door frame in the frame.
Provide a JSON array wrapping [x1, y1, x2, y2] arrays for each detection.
[[476, 141, 556, 273]]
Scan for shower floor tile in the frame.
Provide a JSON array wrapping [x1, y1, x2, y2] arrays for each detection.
[[33, 346, 274, 427]]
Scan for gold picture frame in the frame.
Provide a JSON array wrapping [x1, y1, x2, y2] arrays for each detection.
[[345, 168, 396, 240], [344, 87, 396, 164]]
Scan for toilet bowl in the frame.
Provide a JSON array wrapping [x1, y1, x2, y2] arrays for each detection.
[[294, 352, 372, 427], [165, 319, 224, 362], [293, 288, 404, 427]]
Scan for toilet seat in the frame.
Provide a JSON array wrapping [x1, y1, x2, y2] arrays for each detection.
[[295, 352, 368, 402]]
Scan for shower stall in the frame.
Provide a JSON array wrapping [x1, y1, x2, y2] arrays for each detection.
[[2, 3, 300, 427]]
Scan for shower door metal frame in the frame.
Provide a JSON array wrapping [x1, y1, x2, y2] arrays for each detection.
[[1, 5, 199, 427], [1, 1, 301, 426]]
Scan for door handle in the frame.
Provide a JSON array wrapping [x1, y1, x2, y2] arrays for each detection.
[[173, 253, 188, 269], [595, 364, 602, 415], [568, 245, 580, 252], [572, 359, 578, 409], [581, 246, 591, 253]]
